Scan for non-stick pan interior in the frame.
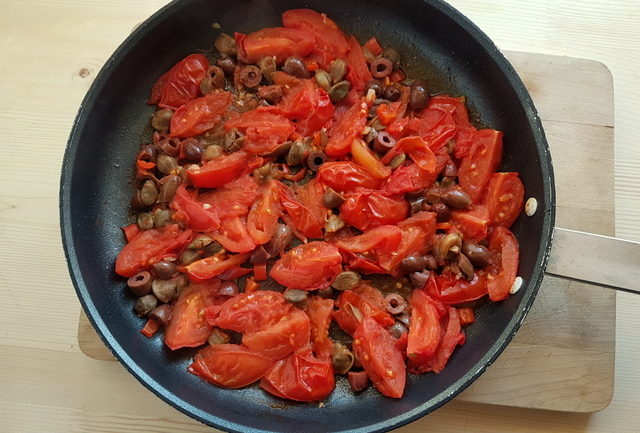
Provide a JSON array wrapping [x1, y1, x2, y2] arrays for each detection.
[[60, 0, 554, 432]]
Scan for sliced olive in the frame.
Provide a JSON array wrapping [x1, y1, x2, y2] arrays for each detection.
[[157, 174, 181, 203], [373, 131, 396, 153], [286, 140, 309, 166], [306, 151, 327, 171], [239, 65, 262, 88], [399, 255, 428, 274], [383, 85, 401, 102], [262, 140, 292, 158], [149, 304, 172, 326], [257, 84, 283, 104], [458, 253, 475, 280], [331, 343, 355, 375], [462, 242, 492, 268], [250, 245, 271, 264], [137, 212, 154, 230], [348, 371, 370, 392], [264, 224, 294, 256], [370, 58, 393, 78], [151, 260, 177, 279], [410, 271, 430, 289], [216, 56, 237, 76], [389, 321, 408, 339], [127, 271, 152, 296], [409, 80, 429, 111], [200, 65, 226, 94], [384, 293, 407, 315], [365, 80, 384, 98], [432, 202, 450, 222]]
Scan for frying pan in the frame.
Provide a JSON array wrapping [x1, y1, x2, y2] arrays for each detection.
[[59, 0, 639, 432]]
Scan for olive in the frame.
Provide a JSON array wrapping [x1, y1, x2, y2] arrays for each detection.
[[325, 214, 345, 233], [152, 208, 172, 228], [323, 188, 345, 208], [410, 271, 430, 289], [370, 57, 394, 78], [216, 56, 237, 76], [286, 139, 309, 166], [409, 197, 426, 215], [151, 109, 173, 132], [424, 254, 438, 271], [383, 85, 401, 102], [264, 224, 294, 256], [130, 190, 145, 210], [312, 69, 331, 91], [284, 289, 308, 305], [180, 248, 201, 265], [384, 293, 407, 315], [397, 312, 411, 327], [218, 281, 240, 297], [306, 151, 327, 171], [382, 47, 401, 68], [329, 58, 347, 83], [462, 242, 492, 268], [328, 80, 350, 103], [257, 56, 276, 82], [441, 188, 472, 210], [409, 80, 429, 111], [389, 321, 408, 339], [432, 202, 450, 222], [151, 260, 177, 279], [348, 371, 370, 392], [257, 84, 283, 104], [214, 33, 237, 56], [152, 278, 178, 303], [134, 294, 158, 316], [157, 174, 181, 203], [317, 287, 334, 298], [332, 271, 360, 291], [157, 154, 178, 175], [399, 255, 428, 274], [208, 327, 231, 345], [200, 66, 226, 94], [140, 180, 159, 206], [239, 65, 262, 88], [439, 232, 462, 260], [458, 253, 475, 280], [365, 80, 384, 98], [224, 128, 246, 153], [181, 139, 203, 162], [157, 137, 181, 157], [127, 271, 152, 296], [149, 304, 172, 326], [283, 56, 309, 78], [203, 144, 224, 161], [250, 245, 271, 264], [137, 212, 154, 230], [389, 153, 406, 169], [373, 131, 396, 153], [331, 343, 355, 375]]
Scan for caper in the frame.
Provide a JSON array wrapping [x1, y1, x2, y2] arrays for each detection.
[[203, 144, 224, 161], [258, 56, 276, 82], [134, 294, 157, 316], [389, 153, 406, 169], [439, 232, 462, 260], [262, 140, 292, 157], [224, 128, 245, 153], [325, 214, 345, 233], [140, 180, 159, 206], [329, 58, 347, 83], [314, 69, 332, 91], [188, 234, 213, 250], [157, 174, 181, 203], [323, 188, 345, 208], [332, 271, 360, 291], [180, 248, 201, 265], [156, 153, 178, 175], [328, 80, 350, 103], [286, 140, 309, 166], [283, 289, 308, 305], [152, 278, 178, 303], [151, 109, 173, 132], [253, 162, 275, 182], [331, 343, 355, 375], [214, 33, 237, 56], [137, 212, 154, 230], [257, 85, 283, 104], [216, 56, 237, 76], [152, 209, 171, 228]]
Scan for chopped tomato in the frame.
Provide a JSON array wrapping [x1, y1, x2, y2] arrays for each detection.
[[317, 161, 384, 192], [184, 253, 249, 283], [115, 224, 192, 278], [412, 307, 465, 374], [247, 180, 281, 245], [187, 151, 263, 188], [165, 283, 214, 350], [141, 318, 161, 338], [428, 272, 488, 304], [484, 172, 525, 228], [305, 297, 335, 361], [274, 79, 334, 135], [215, 290, 292, 333], [211, 217, 256, 253], [325, 100, 368, 157], [351, 138, 392, 179], [199, 175, 260, 220], [235, 27, 315, 64], [450, 205, 490, 241], [458, 129, 503, 202], [149, 54, 209, 109], [353, 318, 406, 398], [381, 162, 438, 196], [383, 212, 436, 272], [340, 191, 409, 231], [487, 227, 519, 302], [243, 308, 310, 359], [381, 136, 437, 173], [407, 105, 456, 152], [260, 349, 335, 402], [341, 250, 388, 274], [333, 290, 394, 335], [270, 241, 342, 291], [223, 110, 295, 155], [276, 181, 324, 240], [170, 91, 232, 138], [122, 223, 140, 242], [253, 263, 267, 281], [364, 37, 383, 57], [189, 344, 273, 388], [335, 225, 403, 270], [170, 185, 220, 232], [345, 36, 373, 92], [458, 308, 475, 325], [407, 290, 442, 370]]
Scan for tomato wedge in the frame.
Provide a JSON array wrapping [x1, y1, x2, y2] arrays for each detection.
[[223, 110, 295, 155], [345, 36, 373, 92], [198, 175, 260, 220], [247, 180, 281, 245], [458, 129, 503, 202], [276, 181, 324, 240], [412, 307, 465, 374], [450, 205, 490, 242], [428, 272, 488, 304], [317, 161, 384, 192], [340, 191, 409, 231], [333, 290, 394, 335], [170, 91, 232, 138], [189, 344, 273, 388], [184, 253, 249, 283], [351, 138, 391, 179], [325, 100, 368, 157], [487, 226, 519, 302], [215, 290, 292, 333], [243, 308, 311, 360], [165, 282, 216, 350], [149, 54, 209, 109], [381, 136, 437, 173], [187, 151, 263, 189], [407, 290, 442, 369], [236, 27, 315, 64], [484, 172, 525, 228], [270, 241, 342, 291], [305, 297, 335, 361], [170, 185, 220, 232]]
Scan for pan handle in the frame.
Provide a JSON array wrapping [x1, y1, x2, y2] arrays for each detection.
[[545, 227, 640, 294]]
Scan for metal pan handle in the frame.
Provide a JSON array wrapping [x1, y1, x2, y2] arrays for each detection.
[[546, 227, 640, 294]]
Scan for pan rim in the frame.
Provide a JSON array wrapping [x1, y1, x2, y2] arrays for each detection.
[[59, 0, 556, 431]]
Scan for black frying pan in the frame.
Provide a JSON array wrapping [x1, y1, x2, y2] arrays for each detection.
[[59, 0, 555, 431]]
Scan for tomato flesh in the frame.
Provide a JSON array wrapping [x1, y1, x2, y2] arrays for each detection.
[[189, 344, 273, 388]]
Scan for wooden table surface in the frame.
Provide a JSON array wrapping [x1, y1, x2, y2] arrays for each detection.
[[1, 1, 639, 432]]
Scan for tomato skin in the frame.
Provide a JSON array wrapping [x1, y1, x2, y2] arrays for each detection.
[[410, 307, 465, 374], [458, 129, 503, 202], [305, 297, 335, 361], [270, 241, 342, 291], [216, 290, 292, 333], [170, 185, 220, 232], [335, 225, 403, 271], [381, 136, 437, 173], [340, 191, 409, 231], [115, 224, 192, 278], [317, 161, 384, 192], [450, 205, 490, 242], [428, 272, 488, 304], [184, 253, 249, 283], [325, 100, 368, 157], [407, 105, 456, 152], [242, 308, 310, 359], [189, 344, 273, 388], [198, 175, 260, 220], [187, 151, 263, 188], [149, 54, 209, 110], [484, 172, 525, 228], [122, 223, 140, 242], [333, 290, 394, 335], [487, 227, 519, 302], [211, 216, 256, 253], [247, 180, 281, 245], [170, 91, 232, 138], [260, 349, 335, 402], [276, 181, 324, 240], [351, 138, 392, 179], [407, 290, 442, 369], [353, 318, 406, 398], [223, 110, 295, 155], [165, 282, 215, 350], [273, 80, 334, 135], [382, 212, 437, 272], [364, 36, 383, 57], [345, 36, 373, 92], [458, 307, 475, 325], [236, 27, 315, 64], [381, 162, 437, 196]]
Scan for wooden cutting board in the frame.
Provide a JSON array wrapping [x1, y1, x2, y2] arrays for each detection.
[[77, 51, 615, 413]]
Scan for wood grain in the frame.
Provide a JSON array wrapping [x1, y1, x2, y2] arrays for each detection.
[[3, 0, 640, 432], [76, 51, 616, 413]]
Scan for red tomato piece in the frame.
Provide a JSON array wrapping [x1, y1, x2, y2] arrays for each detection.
[[169, 91, 232, 138], [335, 225, 403, 271], [381, 136, 437, 173], [189, 344, 273, 388], [305, 296, 335, 361], [333, 290, 394, 336], [260, 349, 335, 402], [458, 129, 503, 202], [247, 180, 281, 245], [317, 161, 384, 192], [276, 181, 324, 240], [413, 307, 465, 374], [149, 54, 209, 109], [351, 138, 392, 179], [165, 283, 215, 350], [122, 223, 140, 242], [381, 162, 437, 196], [458, 307, 475, 325], [170, 185, 220, 232], [273, 80, 334, 135], [407, 106, 456, 152], [243, 308, 311, 360], [141, 318, 161, 338], [353, 318, 406, 398], [383, 212, 436, 272], [428, 272, 488, 304], [340, 191, 409, 231], [270, 241, 342, 291], [345, 36, 373, 92], [198, 175, 260, 220], [223, 110, 295, 155], [407, 290, 442, 370], [236, 27, 315, 64], [211, 217, 256, 253], [487, 227, 519, 302], [115, 224, 192, 278], [364, 37, 383, 57], [187, 151, 263, 188], [450, 205, 490, 242], [184, 253, 249, 283], [341, 250, 388, 275], [325, 99, 368, 156], [215, 290, 292, 333], [484, 172, 525, 228]]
